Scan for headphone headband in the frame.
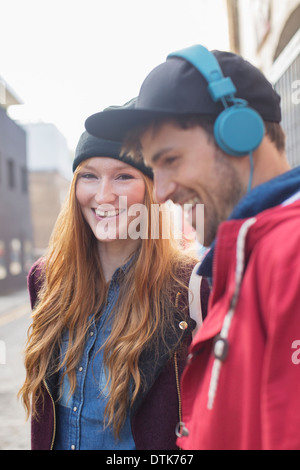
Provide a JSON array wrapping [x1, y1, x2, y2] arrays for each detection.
[[167, 45, 264, 158], [168, 45, 236, 104]]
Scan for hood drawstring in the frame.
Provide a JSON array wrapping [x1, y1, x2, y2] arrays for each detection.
[[207, 217, 257, 410]]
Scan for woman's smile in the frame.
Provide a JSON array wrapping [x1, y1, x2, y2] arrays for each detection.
[[93, 207, 126, 219]]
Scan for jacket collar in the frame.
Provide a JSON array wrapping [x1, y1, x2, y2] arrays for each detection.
[[199, 166, 300, 280]]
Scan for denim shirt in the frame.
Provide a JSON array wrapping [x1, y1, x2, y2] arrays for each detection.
[[54, 260, 135, 450]]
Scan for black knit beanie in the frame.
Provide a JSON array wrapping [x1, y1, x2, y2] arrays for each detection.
[[72, 130, 153, 179]]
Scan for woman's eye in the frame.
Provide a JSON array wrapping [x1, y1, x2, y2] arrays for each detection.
[[117, 174, 134, 180], [80, 173, 97, 180]]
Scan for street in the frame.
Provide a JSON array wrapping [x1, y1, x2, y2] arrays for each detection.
[[0, 290, 31, 450]]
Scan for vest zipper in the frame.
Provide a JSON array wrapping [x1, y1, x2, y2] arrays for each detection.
[[174, 351, 182, 423], [43, 378, 56, 450]]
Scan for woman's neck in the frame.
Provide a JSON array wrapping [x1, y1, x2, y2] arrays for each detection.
[[97, 239, 141, 282]]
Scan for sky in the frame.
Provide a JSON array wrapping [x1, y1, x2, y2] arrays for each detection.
[[0, 0, 230, 153]]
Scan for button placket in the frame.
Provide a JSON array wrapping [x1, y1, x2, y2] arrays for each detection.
[[69, 324, 96, 450]]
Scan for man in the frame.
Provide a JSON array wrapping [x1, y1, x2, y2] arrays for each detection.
[[85, 45, 300, 449]]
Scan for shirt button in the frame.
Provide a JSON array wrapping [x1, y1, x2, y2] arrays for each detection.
[[179, 321, 188, 330], [73, 406, 77, 412], [78, 367, 83, 372], [90, 331, 94, 336], [71, 445, 75, 450]]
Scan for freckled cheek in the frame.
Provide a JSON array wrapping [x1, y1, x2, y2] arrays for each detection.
[[75, 183, 93, 207], [126, 182, 146, 207], [114, 180, 146, 207]]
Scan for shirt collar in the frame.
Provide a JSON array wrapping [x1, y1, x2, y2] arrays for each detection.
[[111, 252, 137, 281]]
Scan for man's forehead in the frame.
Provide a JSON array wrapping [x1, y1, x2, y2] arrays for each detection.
[[140, 120, 178, 146], [140, 124, 177, 164]]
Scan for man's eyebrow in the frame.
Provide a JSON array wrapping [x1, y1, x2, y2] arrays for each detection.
[[151, 147, 174, 164]]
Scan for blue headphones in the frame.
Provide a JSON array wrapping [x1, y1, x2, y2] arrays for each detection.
[[167, 45, 264, 158]]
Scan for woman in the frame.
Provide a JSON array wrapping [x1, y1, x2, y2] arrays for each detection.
[[19, 131, 203, 450]]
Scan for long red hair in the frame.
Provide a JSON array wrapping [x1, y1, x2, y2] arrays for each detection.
[[19, 161, 196, 437]]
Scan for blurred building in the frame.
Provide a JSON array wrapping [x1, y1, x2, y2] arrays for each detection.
[[21, 122, 72, 257], [0, 78, 33, 294], [227, 0, 300, 167]]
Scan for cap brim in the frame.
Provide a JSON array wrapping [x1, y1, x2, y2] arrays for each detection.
[[85, 108, 177, 142]]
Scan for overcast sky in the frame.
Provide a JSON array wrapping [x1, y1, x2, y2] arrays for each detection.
[[0, 0, 229, 152]]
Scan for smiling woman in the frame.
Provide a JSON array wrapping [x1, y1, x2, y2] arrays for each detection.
[[19, 128, 206, 450], [75, 157, 146, 247]]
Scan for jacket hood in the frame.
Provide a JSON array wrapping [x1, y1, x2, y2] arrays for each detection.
[[199, 166, 300, 280]]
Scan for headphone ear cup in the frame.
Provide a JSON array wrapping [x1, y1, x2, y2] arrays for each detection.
[[214, 106, 265, 157]]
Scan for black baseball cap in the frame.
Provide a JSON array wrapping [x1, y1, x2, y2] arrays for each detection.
[[73, 130, 153, 178], [85, 47, 281, 142]]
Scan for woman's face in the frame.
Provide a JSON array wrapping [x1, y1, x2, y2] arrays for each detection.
[[76, 157, 146, 243]]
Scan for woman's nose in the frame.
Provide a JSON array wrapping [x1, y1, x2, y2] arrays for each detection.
[[94, 179, 117, 205]]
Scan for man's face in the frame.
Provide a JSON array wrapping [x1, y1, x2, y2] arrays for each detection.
[[140, 121, 244, 246]]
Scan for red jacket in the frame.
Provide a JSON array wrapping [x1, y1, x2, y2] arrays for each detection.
[[177, 199, 300, 450]]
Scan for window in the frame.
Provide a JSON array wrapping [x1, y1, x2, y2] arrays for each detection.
[[9, 238, 22, 275], [7, 159, 15, 189], [0, 240, 7, 280], [23, 240, 32, 272], [21, 167, 28, 193]]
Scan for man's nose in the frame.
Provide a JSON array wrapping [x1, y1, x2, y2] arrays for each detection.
[[154, 172, 177, 203]]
